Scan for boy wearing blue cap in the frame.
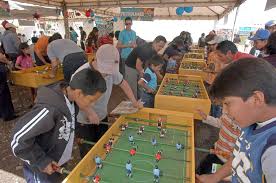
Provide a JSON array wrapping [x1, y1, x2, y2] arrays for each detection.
[[249, 29, 270, 58]]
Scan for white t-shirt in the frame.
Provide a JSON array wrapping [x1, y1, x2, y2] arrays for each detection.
[[72, 63, 123, 124]]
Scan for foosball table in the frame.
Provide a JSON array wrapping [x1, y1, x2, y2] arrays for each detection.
[[9, 64, 64, 88], [63, 108, 195, 183], [178, 60, 207, 79], [189, 49, 205, 54], [183, 53, 204, 61], [155, 74, 211, 120]]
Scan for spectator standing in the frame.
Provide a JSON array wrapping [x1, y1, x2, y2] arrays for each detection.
[[117, 17, 137, 78]]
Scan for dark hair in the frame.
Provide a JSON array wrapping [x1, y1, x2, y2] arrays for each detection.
[[69, 27, 73, 31], [115, 30, 120, 40], [87, 27, 99, 46], [147, 55, 165, 67], [18, 42, 30, 57], [79, 26, 83, 30], [48, 33, 62, 43], [109, 32, 114, 38], [70, 68, 107, 95], [124, 17, 132, 22], [31, 37, 38, 44], [153, 35, 167, 44], [92, 27, 99, 32], [209, 58, 276, 104], [216, 40, 238, 54], [266, 32, 276, 55]]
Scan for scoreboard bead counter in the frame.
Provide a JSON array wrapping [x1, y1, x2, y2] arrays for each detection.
[[63, 108, 195, 183], [155, 74, 211, 120], [178, 60, 207, 79], [9, 64, 64, 88]]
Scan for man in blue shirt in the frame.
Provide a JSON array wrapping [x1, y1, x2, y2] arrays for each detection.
[[117, 17, 137, 78]]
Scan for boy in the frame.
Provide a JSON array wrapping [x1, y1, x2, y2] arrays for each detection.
[[138, 55, 164, 108], [11, 69, 106, 182], [196, 58, 276, 183], [196, 108, 240, 175], [73, 44, 142, 158]]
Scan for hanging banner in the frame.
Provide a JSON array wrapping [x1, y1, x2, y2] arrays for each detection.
[[95, 16, 114, 37], [120, 8, 154, 21], [0, 1, 10, 17]]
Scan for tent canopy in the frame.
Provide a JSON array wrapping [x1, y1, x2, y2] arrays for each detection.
[[13, 0, 246, 20]]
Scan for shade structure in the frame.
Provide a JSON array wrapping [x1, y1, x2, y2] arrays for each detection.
[[11, 0, 246, 20]]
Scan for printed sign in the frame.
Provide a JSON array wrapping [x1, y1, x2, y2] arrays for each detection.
[[120, 8, 154, 21]]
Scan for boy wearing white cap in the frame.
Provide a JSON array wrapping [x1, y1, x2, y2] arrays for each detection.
[[72, 44, 143, 157]]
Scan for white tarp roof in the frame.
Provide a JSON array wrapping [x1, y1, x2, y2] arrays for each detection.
[[12, 0, 246, 20]]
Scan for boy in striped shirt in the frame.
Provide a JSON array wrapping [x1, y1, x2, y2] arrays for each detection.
[[196, 108, 241, 175]]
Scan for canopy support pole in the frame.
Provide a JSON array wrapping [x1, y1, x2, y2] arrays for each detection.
[[231, 6, 239, 41], [62, 1, 70, 39]]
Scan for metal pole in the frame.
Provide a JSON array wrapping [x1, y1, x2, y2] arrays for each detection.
[[62, 1, 70, 39], [231, 6, 239, 41]]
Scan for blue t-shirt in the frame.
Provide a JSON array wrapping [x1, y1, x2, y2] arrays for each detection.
[[70, 31, 78, 43], [126, 163, 132, 171], [142, 67, 157, 91], [119, 29, 136, 59]]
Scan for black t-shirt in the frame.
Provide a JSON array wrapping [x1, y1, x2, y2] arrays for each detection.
[[80, 30, 87, 41], [125, 43, 157, 69]]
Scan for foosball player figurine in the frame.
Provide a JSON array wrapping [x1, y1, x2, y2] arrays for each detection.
[[155, 151, 162, 162], [105, 143, 111, 154], [159, 129, 166, 138], [176, 142, 184, 151], [137, 126, 144, 135], [130, 148, 137, 156], [94, 156, 103, 169], [121, 124, 128, 131], [129, 135, 135, 144], [157, 118, 162, 130], [108, 137, 114, 146], [126, 160, 133, 178], [152, 137, 157, 146], [93, 175, 101, 183], [153, 165, 161, 183]]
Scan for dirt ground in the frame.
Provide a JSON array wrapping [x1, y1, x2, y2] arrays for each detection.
[[0, 84, 218, 183]]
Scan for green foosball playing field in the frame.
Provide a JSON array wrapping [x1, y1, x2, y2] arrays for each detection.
[[92, 121, 191, 183]]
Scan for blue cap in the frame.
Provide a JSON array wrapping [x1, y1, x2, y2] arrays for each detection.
[[249, 29, 270, 41], [265, 20, 276, 27]]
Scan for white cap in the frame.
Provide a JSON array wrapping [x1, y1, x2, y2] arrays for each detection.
[[5, 23, 17, 29], [96, 44, 120, 74], [207, 36, 224, 45]]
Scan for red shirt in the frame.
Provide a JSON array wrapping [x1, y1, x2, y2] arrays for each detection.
[[98, 35, 113, 47], [233, 51, 254, 61]]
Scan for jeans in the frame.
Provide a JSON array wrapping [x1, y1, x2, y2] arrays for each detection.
[[120, 58, 126, 78], [141, 92, 154, 108]]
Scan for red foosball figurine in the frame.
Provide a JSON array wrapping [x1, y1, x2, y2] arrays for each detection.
[[155, 151, 162, 162], [105, 143, 111, 154], [130, 148, 136, 156], [157, 118, 162, 130], [93, 175, 101, 183]]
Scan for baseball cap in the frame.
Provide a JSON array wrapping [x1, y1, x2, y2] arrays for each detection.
[[70, 68, 107, 95], [5, 23, 17, 29], [249, 29, 270, 41], [207, 36, 224, 45], [265, 20, 276, 27], [96, 44, 120, 74]]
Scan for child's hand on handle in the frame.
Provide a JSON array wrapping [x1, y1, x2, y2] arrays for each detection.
[[196, 174, 219, 183], [196, 108, 207, 120], [42, 161, 60, 175]]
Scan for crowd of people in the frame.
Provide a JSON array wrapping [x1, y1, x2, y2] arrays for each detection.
[[0, 16, 276, 183]]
